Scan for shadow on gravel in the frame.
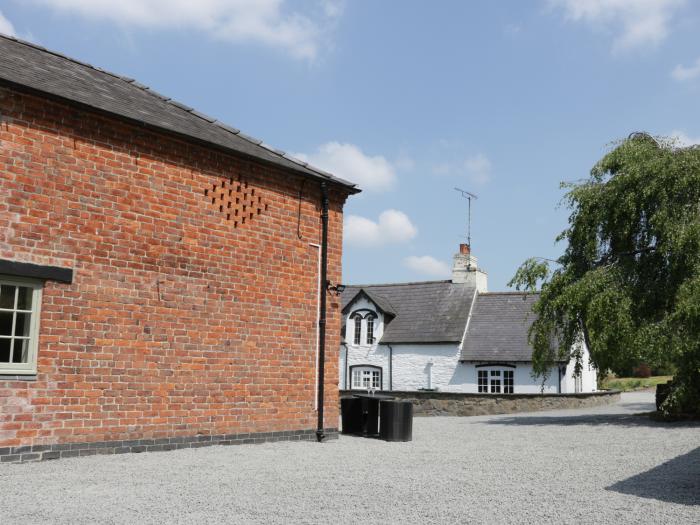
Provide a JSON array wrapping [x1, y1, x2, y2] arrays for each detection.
[[486, 411, 700, 428], [606, 447, 700, 505]]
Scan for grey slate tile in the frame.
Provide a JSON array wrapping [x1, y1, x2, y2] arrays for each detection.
[[460, 292, 540, 361]]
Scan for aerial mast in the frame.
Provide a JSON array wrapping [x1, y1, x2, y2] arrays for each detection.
[[454, 188, 478, 247]]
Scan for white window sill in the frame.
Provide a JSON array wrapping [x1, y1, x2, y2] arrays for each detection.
[[0, 374, 37, 381]]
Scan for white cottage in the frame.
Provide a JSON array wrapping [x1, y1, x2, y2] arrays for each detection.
[[340, 244, 597, 394]]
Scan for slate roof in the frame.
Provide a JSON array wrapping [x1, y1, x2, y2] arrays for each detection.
[[0, 34, 359, 194], [342, 289, 397, 317], [459, 292, 541, 362], [341, 281, 476, 344]]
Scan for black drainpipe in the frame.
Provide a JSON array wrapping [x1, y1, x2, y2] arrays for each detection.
[[316, 182, 329, 442], [558, 366, 562, 394]]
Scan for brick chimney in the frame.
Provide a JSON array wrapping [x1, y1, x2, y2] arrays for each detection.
[[452, 243, 487, 291]]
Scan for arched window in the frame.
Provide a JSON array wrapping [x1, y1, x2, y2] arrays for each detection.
[[366, 314, 376, 344], [350, 365, 382, 390], [353, 314, 363, 345]]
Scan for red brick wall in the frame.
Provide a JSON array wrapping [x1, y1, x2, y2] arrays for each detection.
[[0, 87, 348, 448]]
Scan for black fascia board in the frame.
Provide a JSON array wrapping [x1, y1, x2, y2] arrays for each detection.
[[0, 259, 73, 283]]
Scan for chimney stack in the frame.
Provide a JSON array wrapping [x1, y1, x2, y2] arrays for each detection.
[[452, 244, 487, 291]]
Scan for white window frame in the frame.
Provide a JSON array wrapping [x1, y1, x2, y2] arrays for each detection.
[[366, 314, 376, 345], [477, 370, 489, 393], [503, 369, 514, 394], [352, 314, 362, 345], [0, 277, 42, 375], [350, 365, 382, 390], [476, 366, 516, 394], [490, 370, 502, 393]]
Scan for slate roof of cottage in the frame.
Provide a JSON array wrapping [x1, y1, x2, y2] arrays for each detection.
[[0, 34, 359, 193], [341, 281, 476, 344], [342, 288, 397, 317], [459, 292, 540, 362]]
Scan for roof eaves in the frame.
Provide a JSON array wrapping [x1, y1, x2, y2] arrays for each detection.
[[0, 33, 361, 194]]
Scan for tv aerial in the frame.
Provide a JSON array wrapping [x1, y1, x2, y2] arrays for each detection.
[[454, 188, 478, 247]]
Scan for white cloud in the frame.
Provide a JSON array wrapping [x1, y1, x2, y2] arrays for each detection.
[[394, 154, 415, 172], [404, 255, 450, 278], [295, 142, 397, 192], [28, 0, 343, 60], [431, 154, 493, 185], [548, 0, 686, 52], [344, 210, 417, 247], [464, 154, 492, 185], [0, 10, 16, 36], [504, 23, 522, 36], [671, 58, 700, 81], [431, 163, 452, 176], [669, 130, 700, 146]]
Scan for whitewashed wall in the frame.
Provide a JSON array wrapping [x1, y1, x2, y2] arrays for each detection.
[[341, 297, 388, 389], [341, 341, 563, 393], [391, 344, 461, 391], [561, 340, 598, 393]]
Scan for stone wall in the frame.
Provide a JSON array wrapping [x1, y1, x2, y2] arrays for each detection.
[[339, 390, 621, 417]]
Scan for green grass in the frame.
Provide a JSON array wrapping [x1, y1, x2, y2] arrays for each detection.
[[600, 375, 673, 392]]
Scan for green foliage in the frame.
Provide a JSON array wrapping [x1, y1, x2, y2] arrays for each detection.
[[600, 375, 673, 392], [511, 134, 700, 415]]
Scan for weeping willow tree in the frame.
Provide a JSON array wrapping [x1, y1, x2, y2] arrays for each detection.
[[509, 133, 700, 416]]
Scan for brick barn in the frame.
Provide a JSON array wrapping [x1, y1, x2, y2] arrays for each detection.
[[0, 35, 359, 463]]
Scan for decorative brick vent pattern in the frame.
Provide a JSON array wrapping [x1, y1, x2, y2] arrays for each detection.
[[0, 428, 339, 464], [204, 177, 268, 227]]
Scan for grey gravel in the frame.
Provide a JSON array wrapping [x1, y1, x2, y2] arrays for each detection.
[[1, 392, 698, 524]]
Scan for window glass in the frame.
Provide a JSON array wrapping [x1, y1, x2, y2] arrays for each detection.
[[478, 370, 488, 393], [0, 312, 12, 336], [16, 287, 32, 310], [504, 370, 514, 394], [13, 339, 29, 363], [0, 338, 10, 362], [0, 285, 15, 309], [351, 369, 361, 388], [366, 315, 375, 344], [14, 313, 31, 337], [353, 315, 362, 345]]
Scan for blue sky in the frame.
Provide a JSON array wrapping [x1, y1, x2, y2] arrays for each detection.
[[2, 1, 700, 290]]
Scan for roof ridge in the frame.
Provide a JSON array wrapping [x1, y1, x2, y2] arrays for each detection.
[[347, 279, 455, 288], [479, 291, 540, 296], [0, 33, 354, 189]]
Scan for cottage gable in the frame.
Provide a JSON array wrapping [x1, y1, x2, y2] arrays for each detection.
[[341, 281, 476, 344]]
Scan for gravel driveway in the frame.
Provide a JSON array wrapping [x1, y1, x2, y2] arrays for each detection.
[[1, 392, 698, 524]]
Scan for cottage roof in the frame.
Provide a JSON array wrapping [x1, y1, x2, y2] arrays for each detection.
[[342, 288, 397, 318], [459, 292, 542, 362], [341, 281, 476, 344], [0, 35, 359, 194]]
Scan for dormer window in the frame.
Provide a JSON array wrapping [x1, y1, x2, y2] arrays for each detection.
[[353, 314, 362, 345], [366, 314, 376, 344]]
